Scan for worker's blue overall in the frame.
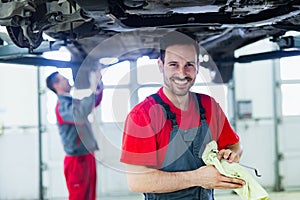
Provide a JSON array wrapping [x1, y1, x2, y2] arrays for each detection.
[[144, 93, 214, 200]]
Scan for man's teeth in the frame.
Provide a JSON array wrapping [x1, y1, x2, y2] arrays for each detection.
[[174, 79, 188, 85]]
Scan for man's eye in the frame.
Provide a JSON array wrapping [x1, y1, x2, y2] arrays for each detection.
[[187, 63, 195, 67], [169, 63, 177, 67]]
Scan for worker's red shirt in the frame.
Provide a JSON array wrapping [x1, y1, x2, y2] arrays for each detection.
[[120, 88, 239, 168]]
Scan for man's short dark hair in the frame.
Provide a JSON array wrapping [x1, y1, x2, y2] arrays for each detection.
[[159, 31, 199, 63], [46, 71, 59, 94]]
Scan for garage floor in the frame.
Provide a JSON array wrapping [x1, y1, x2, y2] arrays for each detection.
[[98, 191, 300, 200], [214, 191, 300, 200]]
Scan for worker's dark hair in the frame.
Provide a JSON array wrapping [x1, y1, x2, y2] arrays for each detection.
[[159, 31, 199, 63], [46, 71, 59, 94]]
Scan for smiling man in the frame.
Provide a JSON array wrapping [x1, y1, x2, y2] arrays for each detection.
[[120, 31, 245, 200]]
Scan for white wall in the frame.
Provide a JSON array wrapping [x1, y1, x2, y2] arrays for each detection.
[[0, 64, 39, 199], [234, 38, 300, 190], [234, 39, 276, 188]]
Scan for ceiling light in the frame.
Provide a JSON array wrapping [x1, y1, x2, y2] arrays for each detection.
[[99, 57, 119, 65]]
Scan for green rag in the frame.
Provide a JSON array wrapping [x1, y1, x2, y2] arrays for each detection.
[[201, 141, 270, 200]]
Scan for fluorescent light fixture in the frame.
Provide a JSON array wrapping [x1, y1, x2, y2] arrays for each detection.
[[0, 25, 7, 33], [43, 46, 71, 61], [42, 33, 56, 41], [199, 54, 209, 62], [99, 57, 119, 65], [203, 54, 209, 62]]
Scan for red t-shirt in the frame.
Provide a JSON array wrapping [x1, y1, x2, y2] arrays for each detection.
[[120, 88, 239, 168]]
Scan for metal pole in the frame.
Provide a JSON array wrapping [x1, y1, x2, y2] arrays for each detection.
[[37, 66, 44, 200], [129, 60, 139, 108], [272, 58, 283, 192], [229, 73, 237, 130]]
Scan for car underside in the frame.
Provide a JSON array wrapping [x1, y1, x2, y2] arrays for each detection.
[[1, 0, 300, 83]]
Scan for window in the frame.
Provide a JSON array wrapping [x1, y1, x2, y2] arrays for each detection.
[[192, 66, 228, 113], [280, 57, 300, 80], [191, 85, 228, 114], [137, 56, 162, 85], [101, 89, 130, 122], [138, 87, 160, 102], [280, 56, 300, 116], [102, 61, 130, 85], [196, 66, 213, 83], [136, 56, 162, 103], [99, 61, 131, 122], [280, 84, 300, 116]]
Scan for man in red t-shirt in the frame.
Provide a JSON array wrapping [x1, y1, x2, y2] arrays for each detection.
[[120, 31, 245, 200]]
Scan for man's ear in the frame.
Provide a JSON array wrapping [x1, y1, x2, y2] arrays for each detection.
[[53, 82, 60, 93], [158, 57, 164, 73]]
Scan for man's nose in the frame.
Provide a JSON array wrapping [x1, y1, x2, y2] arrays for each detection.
[[176, 66, 188, 77]]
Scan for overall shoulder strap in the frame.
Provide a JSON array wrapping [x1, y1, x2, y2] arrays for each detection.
[[193, 93, 206, 120], [150, 93, 177, 127]]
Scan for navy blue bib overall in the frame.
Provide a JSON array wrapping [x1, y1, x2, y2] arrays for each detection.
[[144, 93, 214, 200]]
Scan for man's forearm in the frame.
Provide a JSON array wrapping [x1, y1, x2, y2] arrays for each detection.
[[126, 165, 195, 193]]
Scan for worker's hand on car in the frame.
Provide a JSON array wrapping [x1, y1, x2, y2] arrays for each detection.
[[217, 149, 240, 163], [193, 165, 245, 189], [89, 70, 102, 93]]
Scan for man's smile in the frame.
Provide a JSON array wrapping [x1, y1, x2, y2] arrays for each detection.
[[172, 77, 192, 86]]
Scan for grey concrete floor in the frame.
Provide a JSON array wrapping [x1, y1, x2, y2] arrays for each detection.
[[214, 191, 300, 200], [98, 191, 300, 200]]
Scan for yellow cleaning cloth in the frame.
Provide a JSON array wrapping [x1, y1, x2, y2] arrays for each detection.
[[201, 141, 269, 200]]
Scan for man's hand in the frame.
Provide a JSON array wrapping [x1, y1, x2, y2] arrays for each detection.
[[193, 165, 245, 189], [217, 142, 243, 163], [217, 149, 240, 163], [89, 69, 102, 93]]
